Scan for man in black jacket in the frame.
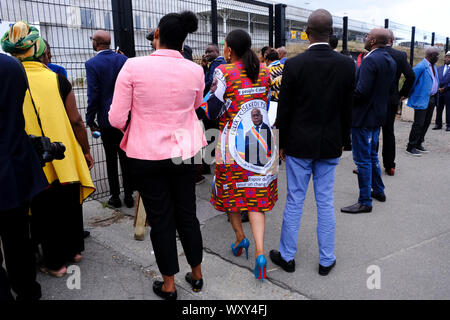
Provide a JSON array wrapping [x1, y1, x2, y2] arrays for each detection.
[[341, 29, 396, 214], [269, 9, 355, 276], [0, 54, 48, 300], [381, 30, 415, 175]]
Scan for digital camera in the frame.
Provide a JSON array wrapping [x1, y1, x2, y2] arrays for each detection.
[[29, 135, 66, 167]]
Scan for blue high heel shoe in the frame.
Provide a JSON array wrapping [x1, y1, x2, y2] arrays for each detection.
[[231, 238, 250, 260], [254, 255, 267, 283]]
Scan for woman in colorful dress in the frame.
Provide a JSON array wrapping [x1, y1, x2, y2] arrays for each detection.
[[204, 29, 278, 282]]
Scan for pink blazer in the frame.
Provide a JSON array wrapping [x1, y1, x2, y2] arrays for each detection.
[[109, 49, 207, 160]]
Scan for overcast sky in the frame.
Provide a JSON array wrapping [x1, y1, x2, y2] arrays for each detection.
[[278, 0, 449, 37]]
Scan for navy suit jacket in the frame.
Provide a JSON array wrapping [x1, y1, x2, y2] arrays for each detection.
[[204, 56, 226, 95], [85, 50, 127, 129], [0, 54, 48, 211], [438, 65, 450, 100], [352, 47, 396, 127]]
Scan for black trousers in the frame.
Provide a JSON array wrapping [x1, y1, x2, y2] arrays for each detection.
[[101, 127, 133, 197], [0, 204, 41, 301], [408, 95, 436, 148], [30, 182, 84, 270], [128, 158, 203, 276], [381, 103, 398, 170], [435, 94, 449, 128]]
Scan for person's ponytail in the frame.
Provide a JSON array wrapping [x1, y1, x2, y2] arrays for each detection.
[[241, 48, 260, 83], [225, 29, 260, 83]]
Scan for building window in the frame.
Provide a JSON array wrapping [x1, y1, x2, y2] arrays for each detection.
[[104, 12, 111, 30], [135, 15, 141, 29], [81, 9, 94, 28]]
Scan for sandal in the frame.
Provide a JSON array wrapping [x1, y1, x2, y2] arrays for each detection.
[[40, 266, 67, 278]]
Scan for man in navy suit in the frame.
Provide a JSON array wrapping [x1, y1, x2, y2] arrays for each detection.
[[381, 30, 415, 176], [341, 29, 396, 214], [433, 51, 450, 131], [85, 30, 133, 208]]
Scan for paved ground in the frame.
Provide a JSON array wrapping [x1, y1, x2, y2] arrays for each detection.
[[36, 119, 450, 300]]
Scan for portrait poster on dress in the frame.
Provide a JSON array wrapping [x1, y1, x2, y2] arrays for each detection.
[[227, 99, 278, 183]]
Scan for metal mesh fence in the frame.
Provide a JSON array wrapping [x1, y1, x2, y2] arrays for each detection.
[[1, 0, 114, 200], [282, 3, 448, 67], [131, 0, 211, 61], [216, 0, 271, 53], [1, 0, 448, 201]]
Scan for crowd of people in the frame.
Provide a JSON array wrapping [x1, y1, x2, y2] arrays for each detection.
[[0, 7, 448, 301]]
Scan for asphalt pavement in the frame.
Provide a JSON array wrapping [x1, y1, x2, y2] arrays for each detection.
[[36, 119, 450, 300]]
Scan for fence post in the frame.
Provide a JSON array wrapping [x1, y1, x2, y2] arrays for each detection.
[[274, 4, 286, 48], [431, 32, 435, 46], [342, 16, 348, 53], [111, 0, 136, 57], [410, 26, 415, 66], [446, 37, 449, 53], [268, 4, 274, 47], [384, 19, 389, 29], [211, 0, 218, 45]]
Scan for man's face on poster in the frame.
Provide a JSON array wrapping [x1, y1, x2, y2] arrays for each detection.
[[251, 109, 263, 126]]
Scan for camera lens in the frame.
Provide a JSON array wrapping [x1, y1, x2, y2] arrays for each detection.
[[50, 142, 66, 160]]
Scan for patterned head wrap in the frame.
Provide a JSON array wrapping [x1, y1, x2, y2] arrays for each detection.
[[1, 20, 46, 61]]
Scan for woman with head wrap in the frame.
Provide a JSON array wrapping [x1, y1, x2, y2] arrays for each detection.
[[2, 21, 95, 278]]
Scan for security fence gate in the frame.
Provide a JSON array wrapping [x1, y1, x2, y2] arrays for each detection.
[[0, 0, 274, 200], [1, 0, 448, 200]]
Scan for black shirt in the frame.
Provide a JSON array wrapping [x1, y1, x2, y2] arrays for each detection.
[[57, 73, 72, 102]]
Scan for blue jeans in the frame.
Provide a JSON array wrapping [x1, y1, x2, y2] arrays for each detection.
[[351, 127, 385, 207], [279, 156, 339, 267]]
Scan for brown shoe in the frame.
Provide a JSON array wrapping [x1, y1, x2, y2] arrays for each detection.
[[386, 168, 395, 176]]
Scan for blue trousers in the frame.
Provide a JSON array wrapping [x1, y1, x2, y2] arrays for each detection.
[[351, 127, 385, 207], [279, 156, 339, 267]]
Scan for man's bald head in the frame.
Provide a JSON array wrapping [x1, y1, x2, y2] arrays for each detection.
[[387, 29, 395, 45], [306, 9, 333, 43], [364, 28, 389, 51], [425, 46, 439, 57], [425, 46, 440, 64], [277, 46, 287, 59], [91, 30, 111, 51]]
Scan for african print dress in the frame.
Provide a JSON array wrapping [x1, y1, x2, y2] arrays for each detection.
[[203, 61, 278, 214]]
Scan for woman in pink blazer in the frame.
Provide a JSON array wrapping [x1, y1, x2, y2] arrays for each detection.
[[109, 11, 206, 300]]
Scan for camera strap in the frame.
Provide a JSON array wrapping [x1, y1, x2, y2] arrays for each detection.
[[16, 58, 46, 137]]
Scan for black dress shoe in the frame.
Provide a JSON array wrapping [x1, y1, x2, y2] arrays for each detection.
[[371, 191, 386, 202], [152, 281, 177, 300], [124, 195, 134, 208], [83, 230, 90, 239], [432, 125, 442, 130], [269, 250, 295, 273], [341, 203, 372, 214], [319, 260, 336, 276], [107, 196, 122, 208], [185, 272, 203, 292]]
